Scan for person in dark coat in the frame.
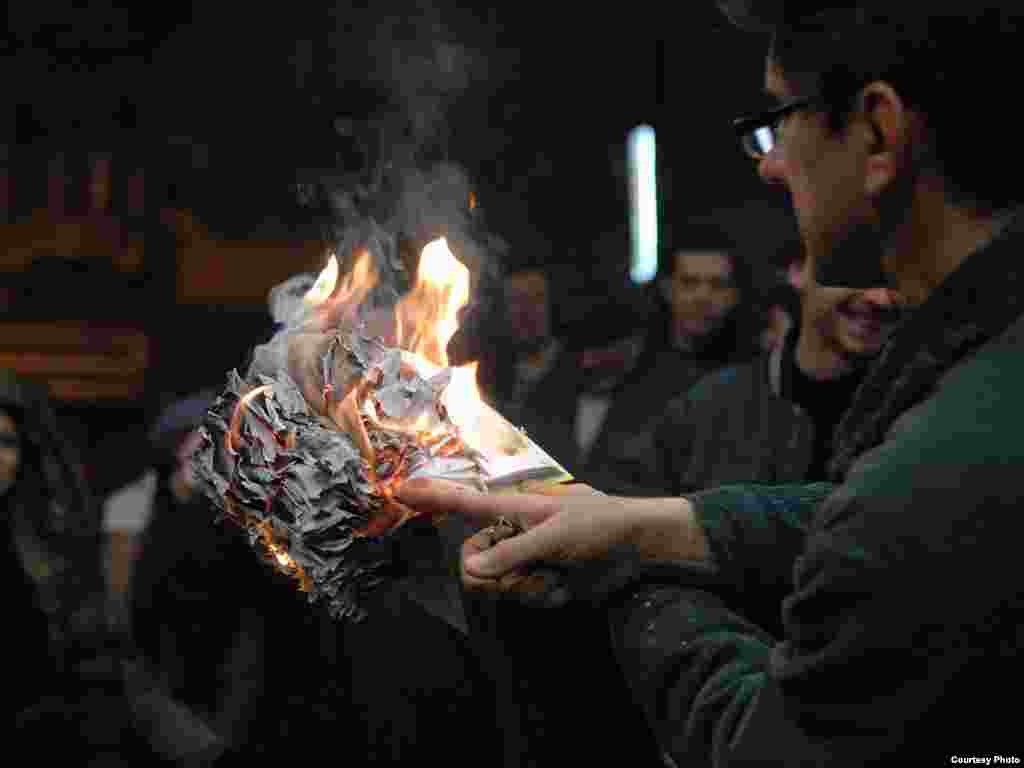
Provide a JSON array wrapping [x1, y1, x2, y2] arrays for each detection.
[[3, 370, 218, 765], [496, 238, 761, 498], [656, 256, 901, 496], [130, 391, 271, 749], [577, 236, 763, 496], [397, 3, 1024, 764], [1, 369, 99, 725]]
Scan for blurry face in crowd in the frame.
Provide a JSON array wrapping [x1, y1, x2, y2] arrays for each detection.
[[170, 428, 204, 504], [0, 408, 20, 498], [504, 271, 551, 351], [669, 250, 739, 339], [800, 257, 901, 360], [757, 58, 887, 290]]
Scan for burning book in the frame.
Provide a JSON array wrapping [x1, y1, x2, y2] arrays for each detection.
[[192, 235, 570, 621]]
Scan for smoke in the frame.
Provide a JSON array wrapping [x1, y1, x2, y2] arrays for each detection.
[[317, 1, 490, 235], [280, 0, 505, 350]]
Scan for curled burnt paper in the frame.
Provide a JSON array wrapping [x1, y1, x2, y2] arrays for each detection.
[[192, 235, 570, 623]]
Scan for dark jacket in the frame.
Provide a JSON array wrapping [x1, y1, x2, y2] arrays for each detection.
[[656, 341, 814, 495], [1, 370, 221, 764], [607, 224, 1024, 764], [0, 370, 108, 694], [504, 335, 747, 497]]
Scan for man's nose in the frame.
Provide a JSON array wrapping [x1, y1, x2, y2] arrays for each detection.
[[757, 150, 786, 186]]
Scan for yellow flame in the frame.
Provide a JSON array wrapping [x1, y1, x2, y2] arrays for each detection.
[[304, 249, 379, 313], [396, 237, 470, 367], [392, 238, 493, 453], [305, 254, 339, 306], [227, 384, 274, 454], [443, 362, 481, 445], [338, 249, 379, 306], [270, 544, 295, 569], [304, 238, 494, 464]]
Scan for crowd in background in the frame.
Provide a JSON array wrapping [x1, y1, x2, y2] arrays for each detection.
[[12, 2, 1024, 764], [6, 203, 899, 766]]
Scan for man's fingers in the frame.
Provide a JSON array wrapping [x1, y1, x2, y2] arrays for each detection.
[[461, 526, 523, 594], [461, 528, 572, 607], [397, 477, 560, 530], [396, 478, 511, 524], [520, 480, 601, 497], [463, 515, 571, 580]]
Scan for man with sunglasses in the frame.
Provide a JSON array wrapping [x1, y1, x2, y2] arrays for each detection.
[[398, 2, 1024, 764]]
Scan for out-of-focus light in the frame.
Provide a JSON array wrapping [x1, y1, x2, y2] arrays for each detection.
[[627, 124, 658, 284]]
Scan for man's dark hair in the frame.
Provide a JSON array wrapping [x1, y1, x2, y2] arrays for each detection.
[[719, 1, 1024, 211]]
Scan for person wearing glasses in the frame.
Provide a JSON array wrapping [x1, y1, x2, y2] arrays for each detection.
[[398, 2, 1024, 764]]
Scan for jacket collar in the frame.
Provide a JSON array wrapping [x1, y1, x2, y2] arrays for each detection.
[[769, 325, 800, 399], [830, 207, 1024, 479]]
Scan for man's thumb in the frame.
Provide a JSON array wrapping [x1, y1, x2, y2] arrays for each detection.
[[465, 523, 556, 578]]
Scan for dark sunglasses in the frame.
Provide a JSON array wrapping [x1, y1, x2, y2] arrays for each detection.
[[733, 98, 817, 159]]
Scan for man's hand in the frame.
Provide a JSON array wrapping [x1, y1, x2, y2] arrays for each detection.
[[396, 479, 707, 604]]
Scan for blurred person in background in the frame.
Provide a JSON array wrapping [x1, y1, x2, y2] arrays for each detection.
[[487, 263, 653, 487], [494, 266, 562, 422], [103, 392, 215, 631], [491, 231, 761, 497], [129, 391, 269, 749], [574, 223, 762, 495], [2, 369, 105, 724], [755, 249, 804, 353], [4, 370, 219, 764], [657, 249, 900, 507]]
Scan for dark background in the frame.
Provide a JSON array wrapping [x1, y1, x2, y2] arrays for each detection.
[[3, 1, 796, 493], [6, 2, 786, 243]]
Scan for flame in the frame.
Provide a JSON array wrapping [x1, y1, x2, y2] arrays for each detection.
[[301, 238, 494, 524], [271, 544, 294, 568], [252, 519, 311, 591], [226, 384, 274, 454], [392, 237, 491, 454], [395, 237, 470, 367], [304, 253, 339, 306], [304, 249, 380, 330]]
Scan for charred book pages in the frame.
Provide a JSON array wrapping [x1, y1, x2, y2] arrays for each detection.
[[192, 236, 570, 622]]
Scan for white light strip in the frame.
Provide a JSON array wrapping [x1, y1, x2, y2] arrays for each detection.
[[628, 124, 658, 284]]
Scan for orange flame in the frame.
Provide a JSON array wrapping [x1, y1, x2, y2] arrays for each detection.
[[395, 237, 469, 367], [226, 384, 274, 455], [304, 249, 380, 331], [253, 519, 311, 591], [302, 238, 494, 522]]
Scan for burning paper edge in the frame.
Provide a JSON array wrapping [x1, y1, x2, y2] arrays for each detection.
[[400, 351, 573, 493]]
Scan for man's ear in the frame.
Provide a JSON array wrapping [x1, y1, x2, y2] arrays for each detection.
[[858, 81, 912, 198]]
